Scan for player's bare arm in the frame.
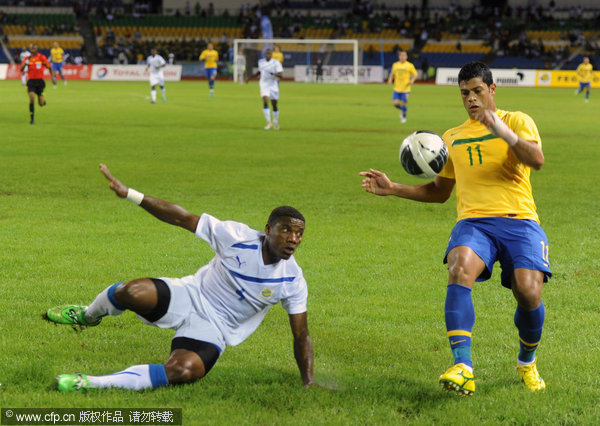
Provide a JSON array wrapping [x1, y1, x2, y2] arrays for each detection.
[[99, 163, 200, 232], [359, 169, 454, 202], [289, 312, 316, 388], [476, 110, 544, 170]]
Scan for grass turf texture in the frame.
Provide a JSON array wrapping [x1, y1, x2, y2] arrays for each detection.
[[1, 80, 599, 424]]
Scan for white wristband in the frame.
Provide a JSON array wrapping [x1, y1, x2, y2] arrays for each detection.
[[126, 188, 144, 205], [489, 111, 518, 147]]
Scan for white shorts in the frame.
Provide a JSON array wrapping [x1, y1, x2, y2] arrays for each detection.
[[149, 74, 164, 87], [137, 276, 226, 352], [260, 82, 279, 100]]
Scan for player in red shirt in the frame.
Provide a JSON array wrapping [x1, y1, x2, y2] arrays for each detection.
[[20, 44, 54, 124]]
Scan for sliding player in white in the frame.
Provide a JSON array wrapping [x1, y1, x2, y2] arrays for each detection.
[[46, 164, 316, 392]]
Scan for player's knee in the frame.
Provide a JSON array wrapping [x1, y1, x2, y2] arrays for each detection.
[[165, 355, 205, 384], [448, 262, 472, 284], [512, 279, 542, 308], [114, 279, 156, 310]]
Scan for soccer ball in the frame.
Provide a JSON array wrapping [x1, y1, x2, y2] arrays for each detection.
[[399, 131, 448, 179]]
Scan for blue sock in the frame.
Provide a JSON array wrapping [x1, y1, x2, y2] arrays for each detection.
[[586, 91, 590, 100], [514, 303, 545, 363], [209, 80, 214, 89], [400, 105, 407, 117], [445, 284, 475, 368]]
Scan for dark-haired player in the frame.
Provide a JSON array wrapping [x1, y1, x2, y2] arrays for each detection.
[[20, 43, 54, 124], [47, 164, 316, 391], [360, 61, 550, 395]]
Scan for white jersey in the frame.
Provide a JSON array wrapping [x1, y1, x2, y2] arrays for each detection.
[[236, 54, 246, 70], [20, 50, 31, 62], [191, 213, 308, 346], [20, 50, 31, 72], [146, 54, 166, 75], [258, 58, 283, 86]]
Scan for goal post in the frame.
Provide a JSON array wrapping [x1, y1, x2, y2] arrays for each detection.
[[233, 38, 359, 84]]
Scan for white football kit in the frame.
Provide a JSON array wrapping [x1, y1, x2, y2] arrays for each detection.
[[20, 50, 31, 71], [147, 213, 308, 353], [258, 57, 283, 99], [146, 54, 166, 86]]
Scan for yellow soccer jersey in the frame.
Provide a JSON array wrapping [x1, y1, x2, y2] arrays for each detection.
[[200, 49, 219, 68], [438, 109, 541, 222], [50, 47, 64, 63], [390, 61, 417, 93], [272, 51, 284, 64], [576, 63, 593, 83]]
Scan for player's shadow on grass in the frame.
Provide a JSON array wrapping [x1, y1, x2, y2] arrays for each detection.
[[204, 365, 448, 414]]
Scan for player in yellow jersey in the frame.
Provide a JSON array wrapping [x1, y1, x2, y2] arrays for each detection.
[[50, 41, 66, 87], [199, 43, 219, 97], [360, 62, 550, 395], [575, 56, 592, 102], [272, 45, 284, 64], [388, 50, 417, 123]]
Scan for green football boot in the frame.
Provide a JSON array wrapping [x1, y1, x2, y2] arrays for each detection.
[[46, 305, 101, 327], [56, 374, 95, 392]]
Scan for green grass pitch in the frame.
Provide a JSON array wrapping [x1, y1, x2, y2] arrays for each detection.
[[1, 79, 599, 424]]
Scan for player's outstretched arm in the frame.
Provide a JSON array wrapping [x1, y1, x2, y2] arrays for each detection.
[[99, 163, 200, 232], [289, 312, 316, 388], [359, 168, 454, 203]]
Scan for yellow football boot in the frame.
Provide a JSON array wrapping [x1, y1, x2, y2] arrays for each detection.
[[439, 363, 475, 396], [517, 358, 546, 391]]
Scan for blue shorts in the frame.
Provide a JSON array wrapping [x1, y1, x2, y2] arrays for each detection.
[[205, 67, 217, 79], [392, 91, 409, 103], [444, 217, 551, 288], [51, 62, 63, 72], [579, 82, 591, 90]]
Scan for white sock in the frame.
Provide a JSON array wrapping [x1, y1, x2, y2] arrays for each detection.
[[263, 107, 271, 123], [151, 89, 156, 101], [21, 75, 26, 85], [517, 358, 535, 367], [84, 283, 125, 323], [87, 364, 168, 390], [273, 110, 279, 123], [161, 87, 166, 98]]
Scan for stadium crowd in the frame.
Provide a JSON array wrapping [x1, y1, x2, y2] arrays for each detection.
[[2, 0, 600, 70]]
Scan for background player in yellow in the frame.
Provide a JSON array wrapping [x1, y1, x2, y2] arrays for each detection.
[[272, 45, 284, 64], [360, 61, 550, 396], [575, 56, 593, 102], [199, 43, 219, 97], [387, 50, 417, 123], [50, 41, 66, 87]]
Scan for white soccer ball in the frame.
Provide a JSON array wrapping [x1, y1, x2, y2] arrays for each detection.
[[399, 130, 449, 179]]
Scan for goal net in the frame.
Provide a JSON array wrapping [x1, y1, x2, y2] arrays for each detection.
[[233, 38, 359, 84]]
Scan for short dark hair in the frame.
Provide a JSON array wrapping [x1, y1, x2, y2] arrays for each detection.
[[458, 61, 493, 86], [267, 206, 305, 226]]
